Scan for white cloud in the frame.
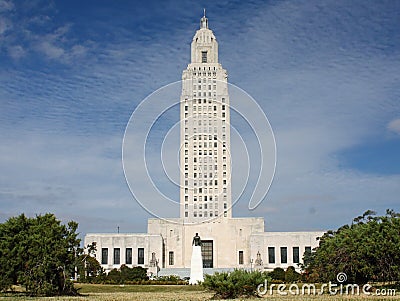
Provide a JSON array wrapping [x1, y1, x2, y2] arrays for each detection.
[[70, 44, 87, 57], [0, 130, 149, 234], [0, 0, 13, 13], [387, 119, 400, 135], [215, 1, 400, 230], [36, 40, 64, 59], [1, 1, 399, 234], [0, 17, 11, 35], [8, 45, 25, 59]]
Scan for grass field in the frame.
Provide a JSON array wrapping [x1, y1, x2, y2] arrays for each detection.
[[0, 284, 399, 301]]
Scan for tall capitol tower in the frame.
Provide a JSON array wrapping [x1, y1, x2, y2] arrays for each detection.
[[86, 13, 323, 273], [180, 12, 232, 222]]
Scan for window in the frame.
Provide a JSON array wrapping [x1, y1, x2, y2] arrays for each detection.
[[201, 240, 213, 268], [268, 247, 275, 264], [293, 247, 300, 264], [101, 248, 108, 264], [201, 51, 207, 63], [114, 248, 120, 265], [138, 248, 144, 264], [304, 246, 312, 261], [280, 247, 287, 264], [169, 251, 174, 265], [238, 251, 244, 265], [126, 248, 132, 264]]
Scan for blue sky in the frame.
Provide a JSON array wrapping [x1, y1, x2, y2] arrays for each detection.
[[0, 0, 399, 238]]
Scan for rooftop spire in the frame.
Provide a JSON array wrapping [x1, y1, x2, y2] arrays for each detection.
[[200, 9, 208, 29]]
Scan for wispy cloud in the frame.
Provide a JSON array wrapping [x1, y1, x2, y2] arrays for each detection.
[[0, 0, 13, 12], [387, 119, 400, 135], [0, 0, 399, 236], [0, 16, 11, 35], [7, 44, 24, 59]]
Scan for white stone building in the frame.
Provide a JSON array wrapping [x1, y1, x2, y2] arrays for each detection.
[[85, 13, 324, 277]]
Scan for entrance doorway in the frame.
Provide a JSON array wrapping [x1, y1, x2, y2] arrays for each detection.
[[201, 240, 213, 268]]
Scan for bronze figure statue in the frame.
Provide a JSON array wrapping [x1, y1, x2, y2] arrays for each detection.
[[192, 233, 201, 246]]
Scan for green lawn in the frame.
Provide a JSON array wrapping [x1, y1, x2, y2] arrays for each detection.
[[0, 283, 398, 301], [75, 283, 205, 293]]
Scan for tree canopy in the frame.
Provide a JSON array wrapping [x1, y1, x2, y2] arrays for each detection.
[[0, 213, 81, 296], [302, 209, 400, 284]]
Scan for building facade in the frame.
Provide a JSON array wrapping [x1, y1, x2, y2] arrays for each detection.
[[180, 13, 231, 222], [85, 14, 323, 277]]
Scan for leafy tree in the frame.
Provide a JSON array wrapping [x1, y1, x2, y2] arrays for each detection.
[[77, 255, 105, 283], [76, 242, 105, 283], [0, 213, 80, 295], [302, 210, 400, 284], [203, 269, 268, 299]]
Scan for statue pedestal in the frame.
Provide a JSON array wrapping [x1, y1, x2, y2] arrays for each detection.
[[189, 245, 203, 284]]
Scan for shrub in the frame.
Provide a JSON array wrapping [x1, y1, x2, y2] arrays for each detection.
[[269, 267, 285, 281], [203, 269, 268, 299], [285, 266, 301, 283], [105, 266, 148, 284]]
